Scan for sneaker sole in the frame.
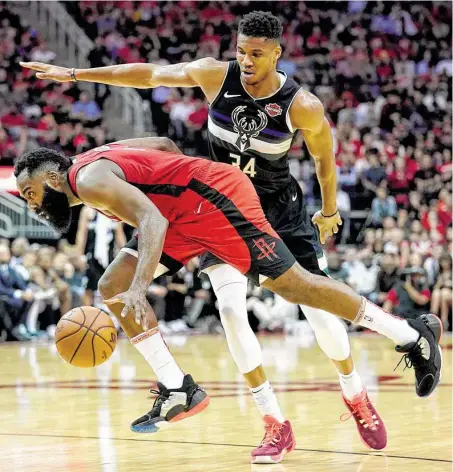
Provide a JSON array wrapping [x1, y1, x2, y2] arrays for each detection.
[[250, 435, 296, 464], [130, 395, 210, 433], [168, 395, 210, 423], [130, 423, 160, 433], [251, 444, 294, 464], [420, 314, 443, 398]]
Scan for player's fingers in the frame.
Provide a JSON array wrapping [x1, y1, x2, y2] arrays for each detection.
[[20, 61, 48, 71], [338, 218, 343, 226], [333, 224, 339, 234], [141, 312, 149, 331], [139, 301, 149, 330], [133, 306, 140, 324], [319, 231, 325, 244], [121, 305, 131, 318]]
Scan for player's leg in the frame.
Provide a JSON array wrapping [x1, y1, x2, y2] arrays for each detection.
[[262, 182, 368, 394], [292, 252, 386, 449], [276, 196, 386, 450], [261, 262, 443, 398], [203, 261, 294, 464], [98, 236, 209, 432], [182, 170, 297, 463], [189, 168, 442, 400]]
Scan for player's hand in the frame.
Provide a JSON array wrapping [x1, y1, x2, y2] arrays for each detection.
[[312, 210, 342, 244], [104, 288, 149, 330], [20, 61, 73, 82]]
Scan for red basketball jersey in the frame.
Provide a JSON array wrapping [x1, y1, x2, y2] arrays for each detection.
[[67, 144, 213, 222]]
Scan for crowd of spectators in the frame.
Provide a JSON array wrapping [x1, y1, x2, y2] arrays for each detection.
[[0, 235, 225, 341], [2, 229, 450, 343], [0, 2, 451, 340], [0, 3, 111, 167]]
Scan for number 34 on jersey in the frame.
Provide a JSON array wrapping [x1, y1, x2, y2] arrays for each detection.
[[230, 153, 257, 178]]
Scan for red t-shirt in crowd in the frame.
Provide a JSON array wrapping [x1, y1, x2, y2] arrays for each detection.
[[1, 113, 26, 128], [387, 287, 431, 306]]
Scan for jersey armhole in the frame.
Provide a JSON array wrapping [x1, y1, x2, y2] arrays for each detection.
[[68, 164, 84, 198], [208, 61, 231, 108], [285, 88, 302, 134]]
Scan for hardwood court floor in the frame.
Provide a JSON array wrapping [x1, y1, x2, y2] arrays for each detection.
[[0, 333, 451, 472]]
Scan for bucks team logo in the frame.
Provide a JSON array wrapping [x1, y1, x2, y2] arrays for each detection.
[[231, 105, 268, 152]]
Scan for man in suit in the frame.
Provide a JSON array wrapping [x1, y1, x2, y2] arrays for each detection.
[[0, 244, 34, 341]]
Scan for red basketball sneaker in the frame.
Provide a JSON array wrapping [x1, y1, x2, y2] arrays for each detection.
[[251, 415, 296, 464], [341, 389, 387, 450]]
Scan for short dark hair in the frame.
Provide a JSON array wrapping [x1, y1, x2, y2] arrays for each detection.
[[238, 11, 283, 41], [14, 147, 73, 178]]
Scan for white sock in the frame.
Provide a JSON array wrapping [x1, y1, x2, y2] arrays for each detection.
[[250, 380, 285, 423], [131, 328, 185, 389], [338, 369, 363, 400], [354, 299, 419, 346]]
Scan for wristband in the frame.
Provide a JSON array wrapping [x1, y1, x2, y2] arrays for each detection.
[[70, 68, 77, 82], [321, 210, 339, 218]]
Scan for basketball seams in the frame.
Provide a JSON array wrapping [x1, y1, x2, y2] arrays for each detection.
[[69, 309, 103, 364], [58, 319, 116, 337], [91, 332, 115, 367], [55, 321, 84, 345], [56, 308, 116, 367], [79, 307, 87, 326], [91, 331, 96, 367], [94, 332, 115, 353]]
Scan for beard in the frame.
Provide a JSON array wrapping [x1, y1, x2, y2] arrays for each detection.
[[37, 185, 72, 233]]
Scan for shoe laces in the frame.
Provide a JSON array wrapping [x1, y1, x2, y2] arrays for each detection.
[[394, 341, 423, 372], [341, 396, 376, 430], [261, 422, 283, 446], [149, 386, 171, 411]]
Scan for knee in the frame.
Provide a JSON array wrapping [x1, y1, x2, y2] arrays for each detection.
[[218, 297, 240, 320], [215, 286, 247, 328]]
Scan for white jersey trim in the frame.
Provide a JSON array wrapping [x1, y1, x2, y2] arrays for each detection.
[[285, 88, 302, 134], [208, 116, 293, 155], [208, 61, 230, 107], [240, 71, 287, 101]]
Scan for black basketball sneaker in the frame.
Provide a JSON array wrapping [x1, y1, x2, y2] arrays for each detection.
[[395, 314, 443, 397], [131, 374, 210, 433]]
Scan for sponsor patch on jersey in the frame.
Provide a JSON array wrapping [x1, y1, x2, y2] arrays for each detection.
[[265, 103, 283, 117]]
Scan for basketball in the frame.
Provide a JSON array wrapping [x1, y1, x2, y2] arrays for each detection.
[[55, 307, 117, 368]]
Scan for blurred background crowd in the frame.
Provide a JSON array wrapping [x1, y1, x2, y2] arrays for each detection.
[[0, 1, 451, 342]]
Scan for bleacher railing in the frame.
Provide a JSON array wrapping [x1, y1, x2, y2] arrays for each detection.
[[0, 192, 60, 239], [27, 1, 146, 136]]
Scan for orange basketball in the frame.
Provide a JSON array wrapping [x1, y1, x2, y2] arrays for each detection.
[[55, 306, 117, 368]]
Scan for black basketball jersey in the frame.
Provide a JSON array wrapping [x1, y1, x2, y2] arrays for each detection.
[[85, 213, 115, 268], [207, 60, 301, 196]]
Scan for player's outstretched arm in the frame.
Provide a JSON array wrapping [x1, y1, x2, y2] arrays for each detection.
[[291, 91, 341, 244], [77, 163, 168, 328], [20, 57, 227, 93]]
